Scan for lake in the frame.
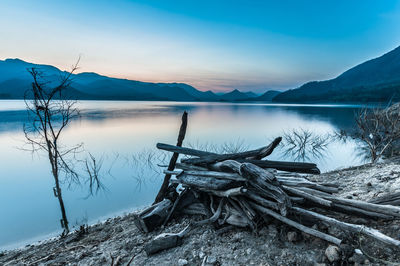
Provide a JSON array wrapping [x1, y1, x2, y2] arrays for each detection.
[[0, 100, 364, 250]]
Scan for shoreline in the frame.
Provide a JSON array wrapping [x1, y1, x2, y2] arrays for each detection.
[[0, 204, 151, 252], [1, 159, 400, 265]]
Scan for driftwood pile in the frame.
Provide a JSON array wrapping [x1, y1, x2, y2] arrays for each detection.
[[133, 112, 400, 256]]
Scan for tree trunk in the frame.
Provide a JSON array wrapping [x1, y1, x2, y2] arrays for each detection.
[[154, 111, 188, 204], [54, 176, 69, 234]]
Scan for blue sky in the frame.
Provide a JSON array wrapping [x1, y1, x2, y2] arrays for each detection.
[[1, 0, 400, 92]]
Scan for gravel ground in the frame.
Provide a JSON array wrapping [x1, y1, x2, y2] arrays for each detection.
[[1, 159, 400, 266]]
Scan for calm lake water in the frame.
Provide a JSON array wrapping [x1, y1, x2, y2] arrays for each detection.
[[0, 100, 364, 250]]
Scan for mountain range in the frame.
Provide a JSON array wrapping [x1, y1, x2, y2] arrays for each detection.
[[0, 58, 271, 102], [274, 45, 400, 103], [1, 45, 400, 103]]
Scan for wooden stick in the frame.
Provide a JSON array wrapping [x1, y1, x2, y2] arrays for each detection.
[[194, 198, 225, 226], [322, 195, 400, 218], [175, 163, 209, 171], [291, 207, 400, 247], [177, 172, 237, 190], [199, 187, 247, 198], [158, 143, 320, 174], [245, 190, 279, 211], [133, 199, 173, 233], [239, 162, 277, 183], [249, 202, 342, 245], [181, 137, 283, 165], [283, 186, 332, 207], [332, 203, 394, 220], [248, 137, 282, 159], [235, 196, 257, 219], [156, 143, 214, 157], [208, 160, 242, 173], [293, 187, 394, 219], [242, 159, 320, 174], [228, 198, 255, 230], [164, 169, 247, 182], [222, 203, 250, 227], [162, 189, 187, 226], [154, 111, 188, 204]]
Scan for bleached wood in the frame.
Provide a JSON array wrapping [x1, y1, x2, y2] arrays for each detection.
[[249, 202, 342, 245], [292, 207, 400, 247]]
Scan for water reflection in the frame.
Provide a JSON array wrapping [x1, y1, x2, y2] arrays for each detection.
[[0, 100, 363, 250]]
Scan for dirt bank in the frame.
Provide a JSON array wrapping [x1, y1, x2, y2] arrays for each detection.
[[1, 159, 400, 265]]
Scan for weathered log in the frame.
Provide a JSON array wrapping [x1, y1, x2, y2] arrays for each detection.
[[248, 137, 282, 159], [163, 189, 188, 226], [283, 186, 332, 207], [370, 192, 400, 206], [166, 169, 332, 196], [173, 189, 202, 211], [234, 196, 257, 219], [294, 187, 394, 219], [180, 203, 209, 216], [181, 137, 282, 165], [208, 160, 242, 173], [239, 162, 277, 183], [156, 143, 214, 157], [177, 172, 238, 190], [247, 179, 290, 216], [277, 178, 339, 194], [292, 207, 400, 247], [221, 202, 251, 227], [200, 187, 247, 198], [290, 197, 306, 204], [240, 163, 291, 215], [133, 199, 173, 233], [242, 159, 320, 174], [175, 163, 209, 171], [294, 186, 332, 198], [227, 199, 255, 230], [144, 225, 190, 255], [321, 195, 400, 218], [145, 234, 182, 255], [194, 198, 225, 226], [332, 203, 394, 220], [245, 190, 279, 211], [249, 201, 342, 245], [164, 169, 247, 182], [154, 111, 188, 204], [157, 143, 320, 174]]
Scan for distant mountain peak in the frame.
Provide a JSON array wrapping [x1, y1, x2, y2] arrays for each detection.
[[4, 58, 27, 64], [273, 45, 400, 103], [0, 58, 218, 102]]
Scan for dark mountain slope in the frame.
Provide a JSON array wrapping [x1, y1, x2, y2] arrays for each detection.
[[0, 59, 204, 101], [220, 89, 254, 101], [252, 90, 281, 101], [274, 46, 400, 103]]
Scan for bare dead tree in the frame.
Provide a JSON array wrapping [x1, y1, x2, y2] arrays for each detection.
[[23, 60, 104, 235], [353, 105, 400, 163], [281, 129, 331, 162], [84, 153, 107, 197]]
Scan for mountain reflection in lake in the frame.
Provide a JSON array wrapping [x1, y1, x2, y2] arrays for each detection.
[[0, 100, 362, 250]]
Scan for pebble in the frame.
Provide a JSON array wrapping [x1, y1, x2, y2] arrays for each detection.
[[349, 253, 367, 264], [325, 245, 340, 262], [206, 255, 217, 264], [268, 224, 278, 237], [287, 231, 298, 242], [246, 248, 252, 255], [177, 258, 188, 266]]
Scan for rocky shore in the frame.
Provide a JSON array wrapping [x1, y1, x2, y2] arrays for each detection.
[[1, 158, 400, 265]]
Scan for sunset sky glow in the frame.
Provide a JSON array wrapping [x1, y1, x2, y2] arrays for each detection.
[[1, 0, 400, 92]]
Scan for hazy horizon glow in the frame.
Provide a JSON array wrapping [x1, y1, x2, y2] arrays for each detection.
[[1, 0, 400, 92]]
